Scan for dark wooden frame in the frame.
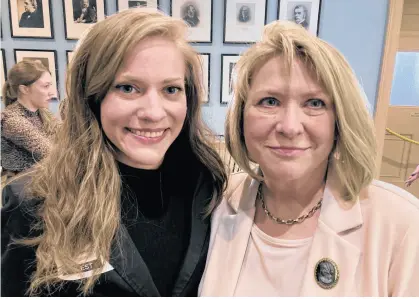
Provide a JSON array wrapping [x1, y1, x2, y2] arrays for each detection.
[[8, 0, 54, 39], [62, 0, 107, 40]]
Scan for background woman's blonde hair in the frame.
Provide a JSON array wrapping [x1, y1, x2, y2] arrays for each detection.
[[22, 8, 226, 295], [2, 60, 56, 134], [225, 20, 376, 201]]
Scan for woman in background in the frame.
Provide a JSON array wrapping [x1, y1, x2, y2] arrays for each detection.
[[199, 20, 419, 296], [1, 60, 59, 178], [2, 8, 226, 296]]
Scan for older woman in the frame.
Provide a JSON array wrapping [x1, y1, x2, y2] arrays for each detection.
[[199, 20, 419, 296], [2, 9, 226, 296]]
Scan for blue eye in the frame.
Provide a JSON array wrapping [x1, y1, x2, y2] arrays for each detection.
[[164, 86, 182, 95], [307, 98, 325, 108], [259, 97, 279, 107], [116, 84, 135, 94]]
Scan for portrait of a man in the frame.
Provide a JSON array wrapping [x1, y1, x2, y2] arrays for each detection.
[[73, 0, 97, 24], [237, 5, 251, 23], [291, 4, 309, 29], [181, 3, 200, 27], [18, 0, 44, 28], [128, 0, 147, 8]]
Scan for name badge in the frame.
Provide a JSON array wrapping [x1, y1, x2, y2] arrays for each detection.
[[56, 254, 114, 281]]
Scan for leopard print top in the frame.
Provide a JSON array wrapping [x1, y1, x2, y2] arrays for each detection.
[[1, 101, 60, 173]]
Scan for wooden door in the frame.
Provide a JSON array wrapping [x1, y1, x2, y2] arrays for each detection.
[[379, 107, 419, 197]]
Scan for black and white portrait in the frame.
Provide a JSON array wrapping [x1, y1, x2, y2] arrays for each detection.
[[18, 0, 44, 28], [224, 0, 266, 43], [181, 2, 200, 27], [236, 3, 254, 25], [315, 260, 337, 288], [279, 0, 320, 36], [288, 2, 311, 29], [73, 0, 97, 23], [128, 0, 147, 7], [170, 0, 211, 42]]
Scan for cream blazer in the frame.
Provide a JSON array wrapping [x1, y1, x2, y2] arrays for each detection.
[[199, 172, 419, 296]]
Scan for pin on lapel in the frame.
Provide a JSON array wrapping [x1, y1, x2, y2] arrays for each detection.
[[314, 258, 339, 289]]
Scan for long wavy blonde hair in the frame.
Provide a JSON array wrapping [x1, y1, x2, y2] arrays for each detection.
[[2, 60, 56, 134], [225, 20, 376, 201], [21, 8, 226, 295]]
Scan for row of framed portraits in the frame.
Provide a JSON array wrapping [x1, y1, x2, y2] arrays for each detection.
[[1, 49, 60, 97], [7, 0, 322, 42], [0, 49, 239, 105]]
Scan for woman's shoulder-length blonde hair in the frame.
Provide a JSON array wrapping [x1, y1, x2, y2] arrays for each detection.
[[19, 8, 226, 295], [225, 20, 377, 202]]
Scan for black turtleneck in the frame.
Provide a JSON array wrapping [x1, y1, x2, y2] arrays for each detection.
[[118, 157, 197, 296]]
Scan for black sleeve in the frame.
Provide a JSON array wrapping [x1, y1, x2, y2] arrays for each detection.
[[1, 183, 40, 296]]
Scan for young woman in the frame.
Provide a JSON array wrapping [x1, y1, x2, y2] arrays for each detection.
[[2, 8, 226, 296], [1, 60, 59, 178]]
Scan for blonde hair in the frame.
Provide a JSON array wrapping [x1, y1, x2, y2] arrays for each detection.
[[20, 8, 226, 295], [225, 20, 376, 201], [2, 60, 56, 134]]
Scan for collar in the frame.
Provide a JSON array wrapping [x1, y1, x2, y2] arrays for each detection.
[[15, 101, 40, 117], [226, 168, 363, 234]]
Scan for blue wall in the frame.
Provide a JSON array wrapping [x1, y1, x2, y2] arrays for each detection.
[[318, 0, 388, 115], [1, 0, 389, 134], [390, 52, 419, 106]]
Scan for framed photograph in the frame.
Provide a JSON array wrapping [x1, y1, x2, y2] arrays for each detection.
[[223, 0, 266, 44], [8, 0, 53, 38], [117, 0, 159, 11], [1, 50, 6, 96], [62, 0, 106, 40], [220, 54, 240, 104], [198, 53, 210, 103], [278, 0, 322, 36], [170, 0, 213, 43], [14, 49, 58, 96]]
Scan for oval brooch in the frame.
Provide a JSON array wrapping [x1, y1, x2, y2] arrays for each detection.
[[314, 258, 339, 289]]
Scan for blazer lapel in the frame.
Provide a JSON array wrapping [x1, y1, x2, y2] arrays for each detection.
[[300, 185, 363, 296], [220, 206, 256, 296], [199, 177, 258, 296], [172, 172, 211, 296], [110, 225, 160, 296]]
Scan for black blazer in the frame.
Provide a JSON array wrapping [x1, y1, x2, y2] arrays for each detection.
[[1, 171, 213, 296]]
